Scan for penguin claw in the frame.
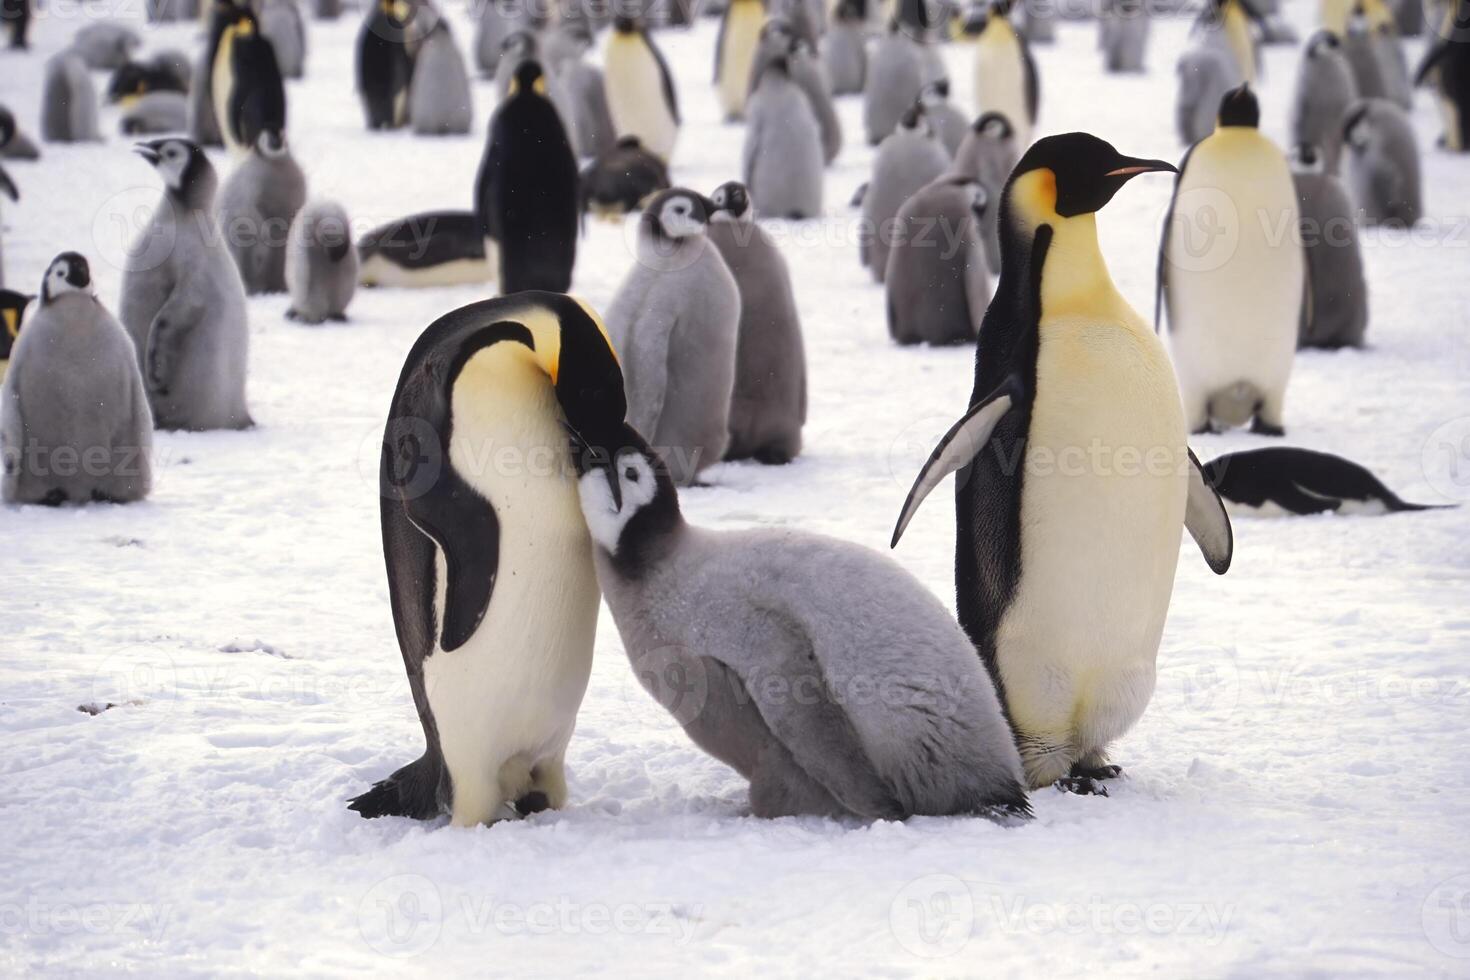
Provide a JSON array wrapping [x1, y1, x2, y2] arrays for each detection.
[[1053, 776, 1109, 797], [1250, 418, 1286, 437], [1069, 763, 1123, 781]]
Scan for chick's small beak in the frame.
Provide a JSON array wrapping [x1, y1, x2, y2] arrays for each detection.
[[133, 143, 161, 165]]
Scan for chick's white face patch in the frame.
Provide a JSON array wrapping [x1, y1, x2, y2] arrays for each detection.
[[578, 450, 659, 553]]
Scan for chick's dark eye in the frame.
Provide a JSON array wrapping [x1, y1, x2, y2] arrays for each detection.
[[624, 466, 639, 482]]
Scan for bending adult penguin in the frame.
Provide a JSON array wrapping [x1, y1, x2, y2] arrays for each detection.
[[707, 181, 806, 464], [1158, 85, 1303, 435], [605, 189, 740, 487], [357, 210, 493, 288], [1, 254, 154, 506], [885, 174, 991, 346], [744, 56, 824, 219], [863, 22, 924, 146], [0, 289, 32, 382], [1341, 97, 1422, 226], [476, 60, 579, 295], [953, 111, 1019, 275], [861, 103, 950, 283], [357, 0, 417, 130], [41, 52, 102, 143], [409, 19, 472, 135], [970, 0, 1039, 147], [349, 293, 627, 825], [714, 0, 763, 120], [890, 133, 1232, 793], [1204, 447, 1451, 515], [106, 55, 190, 105], [604, 17, 680, 163], [214, 2, 288, 154], [216, 130, 308, 294], [1292, 143, 1368, 348], [580, 136, 670, 218], [566, 421, 1030, 820], [122, 139, 252, 430], [1291, 31, 1359, 172], [286, 200, 358, 323], [1415, 0, 1470, 151]]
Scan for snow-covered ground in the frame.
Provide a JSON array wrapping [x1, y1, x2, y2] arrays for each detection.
[[2, 0, 1469, 974]]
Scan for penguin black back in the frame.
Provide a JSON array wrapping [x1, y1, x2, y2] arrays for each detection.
[[226, 6, 287, 147], [1204, 447, 1451, 514]]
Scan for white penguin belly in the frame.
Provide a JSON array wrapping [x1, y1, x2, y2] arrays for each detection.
[[973, 33, 1029, 146], [212, 37, 239, 153], [607, 44, 677, 161], [358, 254, 494, 288], [996, 315, 1187, 778], [719, 6, 762, 118], [421, 351, 600, 826]]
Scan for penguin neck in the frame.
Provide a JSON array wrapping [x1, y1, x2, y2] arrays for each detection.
[[169, 172, 217, 212], [1035, 213, 1125, 322], [638, 230, 706, 266], [610, 490, 685, 581]]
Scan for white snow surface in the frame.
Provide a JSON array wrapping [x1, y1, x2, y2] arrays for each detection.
[[3, 1, 1470, 975]]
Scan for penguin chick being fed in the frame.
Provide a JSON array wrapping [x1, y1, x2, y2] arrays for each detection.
[[569, 422, 1031, 821]]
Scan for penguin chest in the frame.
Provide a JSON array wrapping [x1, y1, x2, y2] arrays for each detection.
[[996, 316, 1187, 741], [719, 4, 762, 116], [212, 35, 236, 147], [421, 355, 600, 797], [607, 41, 676, 160], [974, 31, 1027, 140]]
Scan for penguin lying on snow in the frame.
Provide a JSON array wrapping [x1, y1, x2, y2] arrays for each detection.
[[1205, 447, 1451, 515], [107, 56, 191, 105], [1, 254, 154, 506], [0, 289, 33, 383], [42, 52, 102, 143], [120, 93, 190, 135], [892, 133, 1233, 794], [357, 210, 492, 287], [349, 292, 627, 826], [581, 137, 670, 218], [568, 422, 1031, 820]]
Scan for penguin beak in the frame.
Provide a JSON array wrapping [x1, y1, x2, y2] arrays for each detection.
[[133, 142, 161, 165], [561, 421, 622, 512], [1104, 158, 1177, 178]]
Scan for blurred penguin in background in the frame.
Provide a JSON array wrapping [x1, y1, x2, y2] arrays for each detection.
[[2, 0, 31, 49], [259, 0, 306, 79], [214, 2, 288, 154], [1100, 0, 1149, 73], [744, 56, 825, 219], [920, 79, 968, 156], [216, 130, 308, 294], [358, 0, 418, 130], [42, 52, 102, 142], [862, 103, 950, 283], [581, 137, 670, 218], [1291, 31, 1358, 172], [824, 0, 868, 95], [286, 201, 358, 323], [1175, 37, 1243, 144], [885, 174, 991, 347], [715, 0, 764, 119], [410, 19, 473, 135], [1415, 0, 1470, 150], [71, 22, 140, 67], [865, 22, 926, 145], [1291, 144, 1368, 349], [969, 0, 1039, 147], [473, 0, 535, 77], [1341, 97, 1422, 225], [604, 17, 680, 163], [1192, 0, 1261, 83], [951, 111, 1018, 275]]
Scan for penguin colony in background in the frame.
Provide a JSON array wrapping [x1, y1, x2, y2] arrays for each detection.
[[0, 0, 1462, 827]]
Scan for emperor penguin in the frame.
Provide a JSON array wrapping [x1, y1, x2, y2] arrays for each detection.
[[71, 22, 141, 68], [0, 289, 33, 383], [107, 56, 190, 105], [970, 0, 1039, 148], [580, 136, 670, 219], [885, 174, 991, 346], [1291, 31, 1359, 172], [864, 22, 925, 146], [890, 133, 1232, 793], [862, 103, 950, 283], [286, 201, 358, 323], [1158, 85, 1303, 435], [714, 0, 764, 120], [1415, 0, 1470, 151], [706, 181, 807, 464], [259, 0, 307, 79], [553, 31, 616, 159], [348, 292, 628, 826], [1204, 447, 1451, 516], [120, 93, 191, 136], [566, 421, 1030, 820], [410, 19, 473, 135], [1, 254, 154, 506], [744, 56, 825, 220], [1100, 0, 1149, 73], [953, 111, 1019, 275], [1342, 97, 1422, 226], [472, 0, 533, 77], [476, 60, 579, 294], [604, 17, 680, 163], [357, 0, 417, 130], [190, 0, 237, 148], [494, 32, 581, 152], [1291, 143, 1368, 348], [213, 3, 288, 154], [777, 34, 843, 166], [41, 52, 102, 143], [1193, 0, 1260, 83], [122, 139, 252, 430], [920, 79, 969, 156], [1175, 37, 1243, 145], [2, 0, 29, 48], [357, 210, 493, 287], [823, 0, 868, 96], [604, 189, 741, 487], [216, 130, 308, 294]]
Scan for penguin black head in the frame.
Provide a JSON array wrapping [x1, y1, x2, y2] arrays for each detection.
[[898, 101, 930, 135], [960, 5, 988, 35], [612, 15, 639, 32], [1005, 132, 1175, 223], [709, 181, 751, 221], [135, 138, 215, 204], [509, 59, 549, 96], [641, 188, 715, 243], [40, 253, 93, 305], [256, 129, 289, 158], [972, 110, 1014, 138], [1217, 83, 1260, 128], [1306, 29, 1341, 55], [568, 420, 682, 575], [1291, 142, 1325, 172], [0, 289, 33, 359], [923, 78, 952, 103], [835, 0, 865, 21], [765, 54, 792, 77], [0, 106, 15, 148], [1342, 102, 1374, 148]]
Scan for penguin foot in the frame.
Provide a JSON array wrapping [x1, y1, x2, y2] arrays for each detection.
[[328, 313, 349, 322], [514, 791, 551, 816], [1053, 776, 1109, 797], [1069, 762, 1123, 781], [284, 308, 299, 321], [1250, 418, 1286, 437], [40, 488, 68, 507]]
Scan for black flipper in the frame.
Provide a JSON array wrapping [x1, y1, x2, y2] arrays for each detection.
[[1155, 141, 1197, 333], [0, 162, 15, 202]]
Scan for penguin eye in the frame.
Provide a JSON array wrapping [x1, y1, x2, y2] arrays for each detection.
[[624, 466, 639, 483]]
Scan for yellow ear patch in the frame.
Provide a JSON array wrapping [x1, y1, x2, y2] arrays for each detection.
[[1011, 168, 1058, 224], [533, 76, 548, 96], [3, 310, 17, 338]]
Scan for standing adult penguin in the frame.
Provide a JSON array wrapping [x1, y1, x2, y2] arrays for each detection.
[[357, 0, 417, 130], [476, 60, 579, 295], [566, 421, 1030, 820], [1292, 143, 1368, 348], [0, 254, 154, 506], [952, 111, 1019, 275], [216, 130, 308, 294], [0, 289, 32, 382], [1291, 31, 1359, 172], [1341, 97, 1422, 225], [495, 32, 581, 152], [190, 0, 236, 148], [1175, 37, 1243, 145], [2, 0, 29, 48], [409, 19, 472, 135], [890, 133, 1232, 793], [824, 0, 868, 95], [41, 52, 102, 143], [970, 0, 1039, 147], [604, 189, 740, 487], [864, 22, 925, 146], [214, 2, 288, 154], [706, 181, 806, 464], [1159, 85, 1302, 435], [286, 201, 358, 323], [122, 139, 252, 430], [714, 0, 764, 120], [604, 17, 680, 163], [1415, 2, 1470, 151], [862, 103, 950, 283], [744, 56, 825, 219], [348, 292, 628, 826], [259, 0, 306, 79], [885, 174, 991, 346]]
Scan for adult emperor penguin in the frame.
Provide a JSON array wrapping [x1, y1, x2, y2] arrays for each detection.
[[885, 174, 991, 346], [286, 201, 358, 323], [953, 112, 1020, 275], [1291, 31, 1359, 172], [213, 2, 288, 154], [1415, 0, 1470, 151], [348, 292, 628, 826], [604, 17, 680, 163], [1, 254, 154, 506], [41, 52, 102, 143], [581, 137, 670, 218], [1204, 447, 1451, 515], [122, 139, 252, 430], [476, 60, 579, 294], [409, 19, 473, 135], [1292, 144, 1368, 348], [2, 0, 29, 48], [890, 133, 1232, 793], [714, 0, 763, 120], [1158, 85, 1303, 435], [567, 421, 1030, 820], [862, 103, 950, 283], [1341, 97, 1422, 226], [357, 0, 417, 130], [358, 210, 493, 288], [744, 56, 825, 219], [604, 189, 740, 487], [216, 130, 308, 294], [970, 0, 1039, 148], [0, 289, 32, 383], [707, 181, 806, 464], [190, 0, 236, 148]]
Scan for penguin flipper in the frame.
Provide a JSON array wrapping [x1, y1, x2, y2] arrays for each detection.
[[144, 293, 205, 396], [1185, 448, 1233, 573], [0, 162, 16, 202], [890, 375, 1022, 548], [402, 466, 500, 653], [1154, 141, 1197, 333]]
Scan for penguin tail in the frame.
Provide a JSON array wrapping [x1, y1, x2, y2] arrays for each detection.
[[1383, 495, 1457, 513], [348, 752, 445, 820]]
